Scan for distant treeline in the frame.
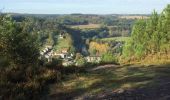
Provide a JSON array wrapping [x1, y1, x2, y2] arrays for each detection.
[[11, 13, 139, 26]]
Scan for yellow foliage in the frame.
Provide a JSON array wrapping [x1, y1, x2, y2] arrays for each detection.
[[89, 41, 109, 55]]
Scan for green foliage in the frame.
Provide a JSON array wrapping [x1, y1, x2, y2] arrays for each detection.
[[75, 53, 86, 67], [101, 37, 130, 42], [0, 15, 60, 100], [101, 52, 116, 63], [57, 15, 89, 25], [0, 15, 39, 66], [123, 5, 170, 60], [122, 40, 134, 57], [91, 49, 97, 55], [131, 20, 146, 58]]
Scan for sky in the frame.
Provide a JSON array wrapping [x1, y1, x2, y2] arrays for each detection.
[[0, 0, 169, 14]]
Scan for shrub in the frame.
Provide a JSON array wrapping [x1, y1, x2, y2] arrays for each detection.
[[75, 53, 87, 67], [0, 65, 61, 100], [101, 52, 117, 64]]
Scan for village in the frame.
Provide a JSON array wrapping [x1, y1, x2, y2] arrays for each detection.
[[39, 33, 102, 66], [40, 45, 102, 66]]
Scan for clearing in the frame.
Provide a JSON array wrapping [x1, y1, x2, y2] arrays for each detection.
[[70, 24, 101, 29], [54, 38, 70, 52], [118, 15, 149, 19], [48, 63, 170, 100], [101, 37, 130, 42]]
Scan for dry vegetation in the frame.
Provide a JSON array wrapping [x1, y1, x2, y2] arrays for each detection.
[[101, 37, 130, 42], [119, 15, 149, 19], [70, 24, 101, 29], [47, 63, 170, 100]]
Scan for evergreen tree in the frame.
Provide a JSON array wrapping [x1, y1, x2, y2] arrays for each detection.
[[0, 15, 39, 66], [131, 20, 146, 58], [123, 4, 170, 60]]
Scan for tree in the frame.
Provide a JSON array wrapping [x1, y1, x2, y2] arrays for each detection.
[[101, 52, 116, 63], [0, 15, 39, 66], [159, 4, 170, 53], [122, 4, 170, 61], [122, 39, 134, 58], [75, 53, 86, 67], [89, 41, 109, 55], [131, 19, 146, 58], [145, 10, 159, 53]]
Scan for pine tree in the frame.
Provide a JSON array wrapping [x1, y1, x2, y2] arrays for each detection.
[[131, 19, 146, 58], [0, 15, 40, 66], [123, 4, 170, 60]]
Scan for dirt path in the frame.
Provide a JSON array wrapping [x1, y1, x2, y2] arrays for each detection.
[[48, 64, 170, 100], [88, 79, 170, 100], [88, 64, 119, 71]]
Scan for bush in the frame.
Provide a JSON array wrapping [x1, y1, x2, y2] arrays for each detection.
[[75, 53, 87, 67], [101, 52, 117, 64], [0, 65, 61, 100]]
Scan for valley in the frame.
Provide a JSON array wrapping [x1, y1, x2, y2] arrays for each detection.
[[0, 3, 170, 100]]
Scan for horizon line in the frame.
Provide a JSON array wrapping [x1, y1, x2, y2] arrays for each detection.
[[2, 12, 151, 15]]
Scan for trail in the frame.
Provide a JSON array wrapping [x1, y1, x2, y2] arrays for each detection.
[[48, 64, 170, 100], [88, 64, 119, 71]]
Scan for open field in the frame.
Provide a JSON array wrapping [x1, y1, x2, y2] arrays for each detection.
[[101, 37, 130, 42], [119, 15, 149, 19], [54, 38, 70, 52], [48, 63, 170, 100], [70, 24, 101, 29]]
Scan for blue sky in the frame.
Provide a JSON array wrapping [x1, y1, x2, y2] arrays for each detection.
[[0, 0, 169, 14]]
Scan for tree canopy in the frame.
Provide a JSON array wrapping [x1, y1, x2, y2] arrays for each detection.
[[123, 5, 170, 60]]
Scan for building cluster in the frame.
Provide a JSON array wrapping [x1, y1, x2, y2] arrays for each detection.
[[85, 56, 101, 63], [40, 46, 74, 64], [40, 46, 53, 61], [39, 33, 103, 66], [40, 46, 102, 66]]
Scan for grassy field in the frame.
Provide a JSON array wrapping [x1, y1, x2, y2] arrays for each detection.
[[48, 63, 170, 100], [101, 37, 130, 42], [54, 38, 70, 52], [118, 15, 149, 19], [70, 24, 101, 29]]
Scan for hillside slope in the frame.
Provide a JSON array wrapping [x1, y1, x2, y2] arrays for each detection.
[[48, 63, 170, 100]]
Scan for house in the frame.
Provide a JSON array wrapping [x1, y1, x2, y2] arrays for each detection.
[[60, 53, 68, 59], [59, 33, 65, 39], [40, 45, 53, 55], [85, 56, 101, 63], [61, 48, 69, 53], [53, 49, 73, 59], [53, 52, 68, 59], [40, 45, 54, 62]]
